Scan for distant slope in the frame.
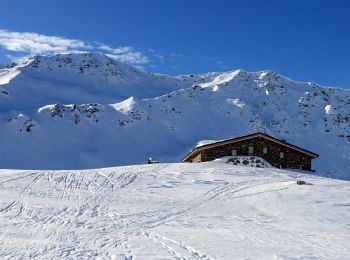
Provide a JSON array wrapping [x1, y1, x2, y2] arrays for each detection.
[[0, 53, 212, 111], [0, 53, 349, 179], [0, 163, 349, 259]]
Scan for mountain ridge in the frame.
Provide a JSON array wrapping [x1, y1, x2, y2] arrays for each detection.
[[0, 53, 349, 179]]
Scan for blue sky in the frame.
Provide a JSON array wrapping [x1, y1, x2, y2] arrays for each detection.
[[0, 0, 350, 88]]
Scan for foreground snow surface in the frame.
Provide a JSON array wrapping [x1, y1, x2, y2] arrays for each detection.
[[0, 163, 349, 259]]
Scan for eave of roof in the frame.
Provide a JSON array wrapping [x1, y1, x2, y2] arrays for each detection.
[[182, 132, 319, 162]]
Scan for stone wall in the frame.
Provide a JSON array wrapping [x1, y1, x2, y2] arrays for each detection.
[[200, 137, 313, 171]]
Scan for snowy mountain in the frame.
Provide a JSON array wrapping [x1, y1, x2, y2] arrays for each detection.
[[1, 162, 350, 259], [0, 53, 349, 179]]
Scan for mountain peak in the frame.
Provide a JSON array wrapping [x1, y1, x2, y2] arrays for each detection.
[[257, 70, 291, 83], [26, 52, 134, 72]]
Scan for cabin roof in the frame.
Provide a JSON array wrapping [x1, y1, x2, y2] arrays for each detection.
[[182, 132, 319, 162]]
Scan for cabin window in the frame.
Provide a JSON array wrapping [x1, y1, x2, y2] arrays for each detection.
[[263, 147, 268, 154], [279, 152, 284, 159], [232, 149, 237, 156], [248, 146, 254, 154]]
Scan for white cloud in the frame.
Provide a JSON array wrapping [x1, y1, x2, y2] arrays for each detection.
[[0, 30, 86, 54], [98, 45, 149, 64], [106, 52, 149, 65], [0, 29, 149, 66], [5, 54, 32, 64]]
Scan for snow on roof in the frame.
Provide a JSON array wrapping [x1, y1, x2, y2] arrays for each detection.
[[196, 139, 222, 148]]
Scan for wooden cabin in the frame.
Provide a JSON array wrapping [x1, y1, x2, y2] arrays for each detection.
[[182, 132, 319, 171]]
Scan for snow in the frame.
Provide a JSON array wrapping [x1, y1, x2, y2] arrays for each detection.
[[225, 98, 245, 108], [37, 104, 55, 113], [0, 52, 350, 180], [200, 70, 242, 88], [214, 156, 272, 168], [0, 163, 349, 259], [325, 104, 333, 114], [7, 113, 35, 132], [111, 96, 137, 114], [259, 71, 269, 79], [0, 68, 20, 85], [196, 140, 221, 147]]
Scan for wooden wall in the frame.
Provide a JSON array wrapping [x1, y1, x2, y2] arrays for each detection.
[[199, 137, 313, 171]]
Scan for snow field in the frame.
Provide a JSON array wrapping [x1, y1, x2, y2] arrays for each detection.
[[0, 163, 349, 259]]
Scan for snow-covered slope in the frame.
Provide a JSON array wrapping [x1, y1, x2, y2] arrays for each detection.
[[0, 163, 349, 259], [0, 53, 212, 111], [0, 53, 350, 179]]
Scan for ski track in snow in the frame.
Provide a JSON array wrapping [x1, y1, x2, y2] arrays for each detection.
[[0, 163, 350, 259]]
